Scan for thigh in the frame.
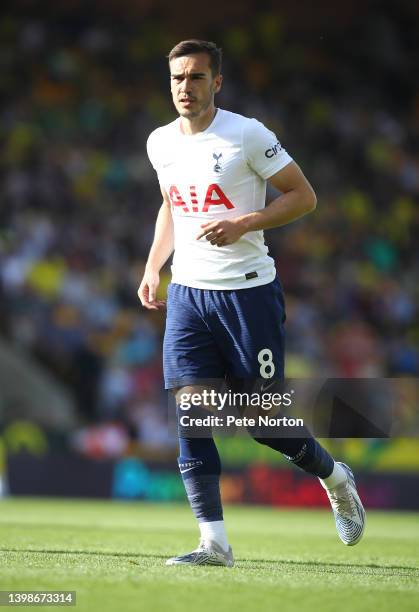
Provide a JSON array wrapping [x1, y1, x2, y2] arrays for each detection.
[[209, 278, 286, 381], [163, 283, 227, 389]]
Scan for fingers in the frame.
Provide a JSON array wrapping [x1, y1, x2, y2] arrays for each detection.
[[197, 221, 238, 246], [207, 229, 224, 244], [196, 220, 222, 240], [148, 282, 156, 303], [140, 294, 166, 310], [138, 280, 166, 310], [197, 222, 225, 244], [138, 286, 153, 309], [145, 300, 166, 311]]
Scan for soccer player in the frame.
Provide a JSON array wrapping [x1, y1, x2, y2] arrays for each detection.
[[138, 40, 365, 567]]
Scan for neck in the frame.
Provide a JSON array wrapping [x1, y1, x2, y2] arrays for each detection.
[[180, 106, 217, 135]]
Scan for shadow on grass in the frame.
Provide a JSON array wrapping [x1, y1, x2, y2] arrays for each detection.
[[0, 548, 166, 561], [239, 558, 419, 576], [1, 548, 418, 576]]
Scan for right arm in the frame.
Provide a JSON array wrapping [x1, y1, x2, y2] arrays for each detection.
[[138, 188, 174, 310]]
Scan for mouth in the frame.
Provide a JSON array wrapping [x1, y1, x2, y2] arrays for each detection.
[[179, 98, 195, 107]]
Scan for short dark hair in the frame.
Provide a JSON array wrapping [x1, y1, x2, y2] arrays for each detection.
[[168, 40, 222, 76]]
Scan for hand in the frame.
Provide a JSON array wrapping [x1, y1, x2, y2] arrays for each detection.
[[138, 269, 166, 310], [196, 218, 245, 247]]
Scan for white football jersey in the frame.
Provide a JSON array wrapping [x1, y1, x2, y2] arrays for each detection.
[[146, 108, 293, 289]]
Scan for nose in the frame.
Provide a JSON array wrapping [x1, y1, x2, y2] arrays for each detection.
[[179, 87, 193, 100], [180, 76, 194, 90]]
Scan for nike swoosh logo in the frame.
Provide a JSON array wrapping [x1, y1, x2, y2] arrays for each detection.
[[260, 380, 276, 392], [180, 467, 198, 474]]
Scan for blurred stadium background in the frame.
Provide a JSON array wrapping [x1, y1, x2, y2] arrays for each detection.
[[1, 0, 419, 509]]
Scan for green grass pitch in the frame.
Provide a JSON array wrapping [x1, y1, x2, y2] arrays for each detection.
[[0, 498, 418, 612]]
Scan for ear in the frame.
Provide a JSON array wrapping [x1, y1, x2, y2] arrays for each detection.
[[214, 74, 223, 94]]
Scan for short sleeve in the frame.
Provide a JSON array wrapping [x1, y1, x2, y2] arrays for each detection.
[[243, 119, 293, 179], [146, 131, 158, 173]]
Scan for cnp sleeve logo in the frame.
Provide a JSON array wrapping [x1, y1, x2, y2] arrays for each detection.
[[265, 140, 283, 159]]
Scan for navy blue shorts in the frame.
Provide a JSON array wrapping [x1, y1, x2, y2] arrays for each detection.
[[163, 278, 286, 389]]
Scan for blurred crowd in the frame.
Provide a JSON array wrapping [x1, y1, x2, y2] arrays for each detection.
[[0, 1, 418, 456]]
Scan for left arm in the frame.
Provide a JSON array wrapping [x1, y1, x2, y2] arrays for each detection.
[[196, 161, 317, 246]]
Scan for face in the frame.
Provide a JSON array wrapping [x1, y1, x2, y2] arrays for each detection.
[[169, 53, 222, 119]]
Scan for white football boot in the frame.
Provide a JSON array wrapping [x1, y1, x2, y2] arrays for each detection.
[[166, 539, 234, 567], [322, 462, 366, 545]]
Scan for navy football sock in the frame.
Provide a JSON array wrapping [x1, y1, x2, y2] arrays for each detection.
[[178, 436, 223, 522], [253, 435, 334, 478]]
